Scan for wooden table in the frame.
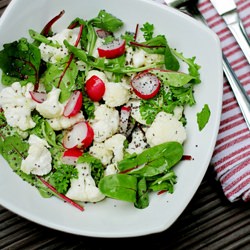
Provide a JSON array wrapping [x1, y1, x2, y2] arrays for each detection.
[[0, 1, 249, 249]]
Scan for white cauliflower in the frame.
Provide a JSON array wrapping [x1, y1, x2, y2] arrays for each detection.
[[47, 112, 85, 131], [39, 29, 79, 63], [103, 82, 131, 108], [66, 163, 105, 203], [0, 82, 36, 131], [21, 135, 52, 175], [104, 163, 118, 176], [36, 87, 64, 119], [91, 104, 119, 142], [126, 128, 148, 154], [89, 142, 113, 165], [104, 134, 126, 163], [125, 47, 164, 68], [146, 111, 187, 146], [86, 70, 108, 83]]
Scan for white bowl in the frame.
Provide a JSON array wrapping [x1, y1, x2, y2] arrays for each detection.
[[0, 0, 223, 238]]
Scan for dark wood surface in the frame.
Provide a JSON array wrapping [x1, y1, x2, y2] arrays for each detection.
[[0, 1, 250, 249]]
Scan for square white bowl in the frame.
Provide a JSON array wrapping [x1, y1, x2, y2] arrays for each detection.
[[0, 0, 223, 238]]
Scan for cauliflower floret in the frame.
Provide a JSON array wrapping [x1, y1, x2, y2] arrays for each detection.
[[127, 100, 147, 125], [47, 112, 85, 131], [20, 135, 52, 175], [89, 142, 113, 165], [104, 163, 118, 176], [173, 106, 184, 120], [104, 134, 126, 163], [126, 47, 164, 68], [91, 104, 119, 142], [39, 29, 79, 63], [86, 70, 108, 83], [103, 82, 131, 108], [0, 82, 36, 130], [66, 163, 105, 203], [126, 128, 148, 154], [36, 87, 64, 119], [146, 112, 187, 146]]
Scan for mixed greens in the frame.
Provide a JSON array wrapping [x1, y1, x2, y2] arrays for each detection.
[[0, 10, 210, 210]]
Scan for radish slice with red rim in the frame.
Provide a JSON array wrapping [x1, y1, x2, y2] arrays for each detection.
[[97, 38, 126, 59], [63, 90, 83, 117], [63, 121, 94, 149], [29, 91, 47, 103], [119, 105, 131, 134], [131, 71, 161, 100], [62, 148, 83, 165]]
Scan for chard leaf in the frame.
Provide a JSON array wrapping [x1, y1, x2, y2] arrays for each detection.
[[41, 56, 78, 102], [0, 38, 41, 84], [0, 134, 52, 198], [99, 174, 137, 203]]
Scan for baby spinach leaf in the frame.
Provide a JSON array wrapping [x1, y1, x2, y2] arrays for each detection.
[[135, 177, 149, 209], [197, 104, 211, 131], [151, 70, 194, 87], [171, 49, 201, 83], [0, 38, 41, 84], [118, 141, 183, 173], [99, 174, 137, 203], [89, 10, 123, 32]]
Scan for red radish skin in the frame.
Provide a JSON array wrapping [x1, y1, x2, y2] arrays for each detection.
[[63, 121, 94, 149], [85, 75, 106, 102], [131, 71, 161, 99], [29, 91, 47, 103], [97, 39, 126, 59], [63, 90, 83, 117], [62, 148, 83, 165]]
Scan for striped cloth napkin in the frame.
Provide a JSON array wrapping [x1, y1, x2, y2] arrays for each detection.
[[153, 0, 250, 202]]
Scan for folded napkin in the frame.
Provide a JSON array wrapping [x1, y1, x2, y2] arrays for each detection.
[[152, 0, 250, 202], [199, 0, 250, 202]]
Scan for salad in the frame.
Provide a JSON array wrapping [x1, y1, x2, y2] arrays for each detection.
[[0, 10, 207, 211]]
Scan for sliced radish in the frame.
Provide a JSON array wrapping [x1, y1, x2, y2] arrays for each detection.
[[96, 29, 113, 39], [119, 105, 131, 134], [63, 90, 83, 117], [62, 148, 83, 165], [85, 75, 106, 102], [63, 121, 94, 149], [97, 38, 126, 59], [29, 91, 47, 103], [131, 71, 161, 100]]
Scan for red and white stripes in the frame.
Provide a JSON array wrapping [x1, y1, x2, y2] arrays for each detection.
[[199, 0, 250, 202]]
